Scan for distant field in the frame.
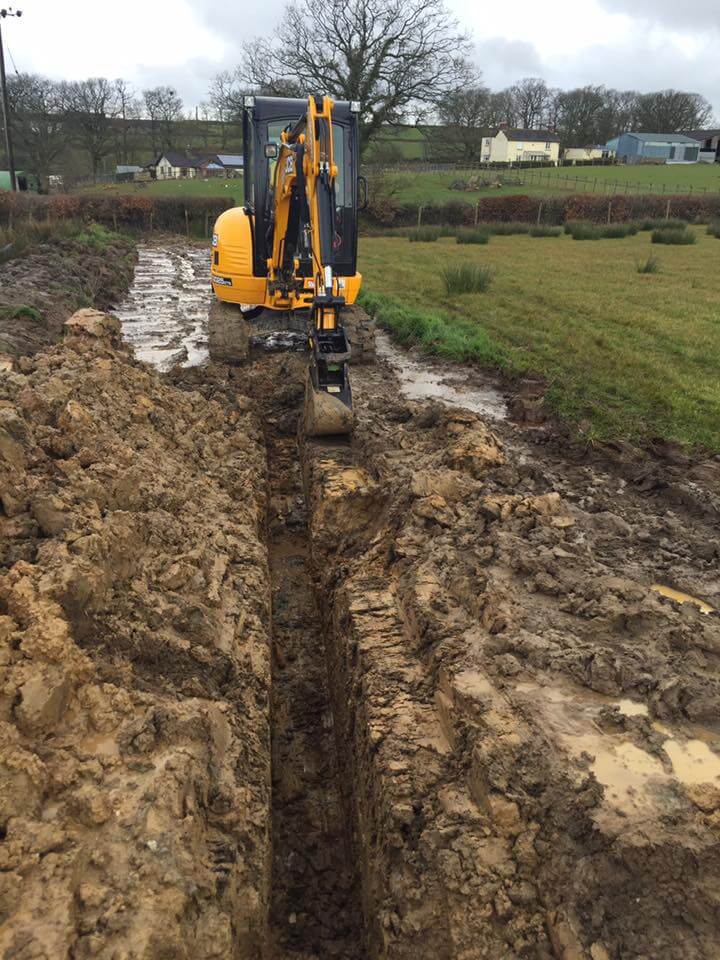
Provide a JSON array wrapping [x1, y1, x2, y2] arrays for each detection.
[[75, 178, 242, 201], [387, 162, 720, 205], [359, 228, 720, 450]]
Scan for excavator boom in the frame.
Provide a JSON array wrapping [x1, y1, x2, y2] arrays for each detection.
[[210, 94, 363, 436]]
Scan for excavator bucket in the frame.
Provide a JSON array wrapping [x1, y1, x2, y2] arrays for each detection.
[[302, 327, 354, 436], [303, 370, 354, 436]]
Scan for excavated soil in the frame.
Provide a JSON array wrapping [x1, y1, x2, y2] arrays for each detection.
[[2, 240, 720, 959]]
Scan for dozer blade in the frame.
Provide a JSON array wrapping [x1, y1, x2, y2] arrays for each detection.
[[302, 327, 354, 437]]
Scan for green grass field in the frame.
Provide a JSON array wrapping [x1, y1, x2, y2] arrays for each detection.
[[358, 229, 720, 451], [389, 162, 720, 205], [76, 178, 242, 201]]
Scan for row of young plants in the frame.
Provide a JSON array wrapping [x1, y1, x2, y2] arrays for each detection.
[[405, 219, 720, 246]]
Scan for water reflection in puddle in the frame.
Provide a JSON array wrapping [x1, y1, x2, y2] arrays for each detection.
[[375, 330, 507, 420], [651, 583, 715, 615], [515, 679, 720, 814], [114, 245, 211, 370]]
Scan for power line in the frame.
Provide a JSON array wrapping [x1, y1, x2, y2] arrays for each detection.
[[6, 41, 18, 74]]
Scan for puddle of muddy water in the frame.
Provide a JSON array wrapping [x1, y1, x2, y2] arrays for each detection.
[[375, 330, 507, 419], [651, 583, 715, 615], [515, 680, 720, 814], [114, 245, 211, 371]]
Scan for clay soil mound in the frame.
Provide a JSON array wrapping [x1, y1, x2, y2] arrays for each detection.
[[0, 310, 272, 958]]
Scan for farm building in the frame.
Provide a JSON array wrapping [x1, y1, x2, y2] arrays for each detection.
[[564, 145, 614, 163], [684, 129, 720, 162], [216, 154, 244, 176], [154, 152, 199, 179], [115, 164, 142, 183], [614, 132, 700, 164], [481, 128, 560, 164]]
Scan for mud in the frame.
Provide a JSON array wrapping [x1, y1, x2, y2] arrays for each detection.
[[0, 310, 272, 958], [114, 243, 211, 370], [0, 233, 135, 358], [4, 240, 720, 959]]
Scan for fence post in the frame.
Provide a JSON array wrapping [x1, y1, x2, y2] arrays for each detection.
[[665, 198, 671, 220], [607, 200, 612, 224], [184, 207, 190, 237], [417, 205, 423, 227], [474, 200, 481, 227], [537, 201, 543, 225]]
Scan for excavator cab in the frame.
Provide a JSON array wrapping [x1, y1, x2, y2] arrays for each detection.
[[210, 95, 363, 435]]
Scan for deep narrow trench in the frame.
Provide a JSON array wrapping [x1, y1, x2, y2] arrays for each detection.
[[265, 422, 363, 959]]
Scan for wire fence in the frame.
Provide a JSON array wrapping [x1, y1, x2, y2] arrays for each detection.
[[519, 166, 720, 197], [364, 160, 720, 197]]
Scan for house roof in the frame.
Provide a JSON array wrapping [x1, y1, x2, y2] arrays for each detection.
[[156, 152, 199, 168], [623, 132, 699, 144], [496, 128, 561, 143], [684, 129, 720, 141], [217, 154, 244, 167]]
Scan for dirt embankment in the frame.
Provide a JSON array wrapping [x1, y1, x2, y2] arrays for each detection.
[[0, 230, 135, 358], [227, 344, 720, 960], [0, 311, 272, 958]]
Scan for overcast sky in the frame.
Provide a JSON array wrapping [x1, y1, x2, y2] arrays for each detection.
[[2, 0, 718, 118]]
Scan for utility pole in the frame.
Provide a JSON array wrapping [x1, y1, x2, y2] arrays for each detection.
[[0, 7, 22, 191]]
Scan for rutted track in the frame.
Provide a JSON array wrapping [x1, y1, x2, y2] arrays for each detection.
[[114, 242, 211, 369]]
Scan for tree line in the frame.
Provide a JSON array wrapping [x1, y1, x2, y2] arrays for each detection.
[[6, 76, 222, 183], [3, 0, 716, 182]]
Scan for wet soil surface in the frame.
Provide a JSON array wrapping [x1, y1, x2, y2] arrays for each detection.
[[4, 240, 720, 959], [114, 243, 211, 370], [0, 233, 135, 357], [129, 246, 720, 958]]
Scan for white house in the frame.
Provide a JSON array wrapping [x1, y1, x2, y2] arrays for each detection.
[[481, 128, 560, 164], [154, 152, 199, 179]]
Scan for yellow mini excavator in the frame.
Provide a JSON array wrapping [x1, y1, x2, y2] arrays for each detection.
[[210, 94, 365, 435]]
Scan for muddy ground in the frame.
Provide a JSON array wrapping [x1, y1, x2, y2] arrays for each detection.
[[0, 232, 136, 357], [2, 240, 720, 959]]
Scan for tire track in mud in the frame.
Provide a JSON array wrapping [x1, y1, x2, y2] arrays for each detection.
[[114, 242, 211, 369]]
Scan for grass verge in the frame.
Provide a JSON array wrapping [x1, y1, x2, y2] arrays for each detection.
[[359, 233, 720, 450]]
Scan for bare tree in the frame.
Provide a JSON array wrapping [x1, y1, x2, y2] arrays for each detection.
[[7, 73, 66, 185], [143, 86, 184, 154], [599, 89, 638, 143], [435, 83, 492, 160], [555, 85, 608, 146], [62, 77, 121, 181], [634, 89, 713, 132], [488, 89, 517, 128], [234, 0, 472, 150], [509, 77, 552, 129], [113, 79, 140, 164]]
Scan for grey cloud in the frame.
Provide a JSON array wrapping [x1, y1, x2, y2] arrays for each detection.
[[474, 37, 544, 88], [596, 0, 720, 32]]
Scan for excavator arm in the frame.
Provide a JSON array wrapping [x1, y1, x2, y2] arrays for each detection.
[[267, 96, 354, 435]]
